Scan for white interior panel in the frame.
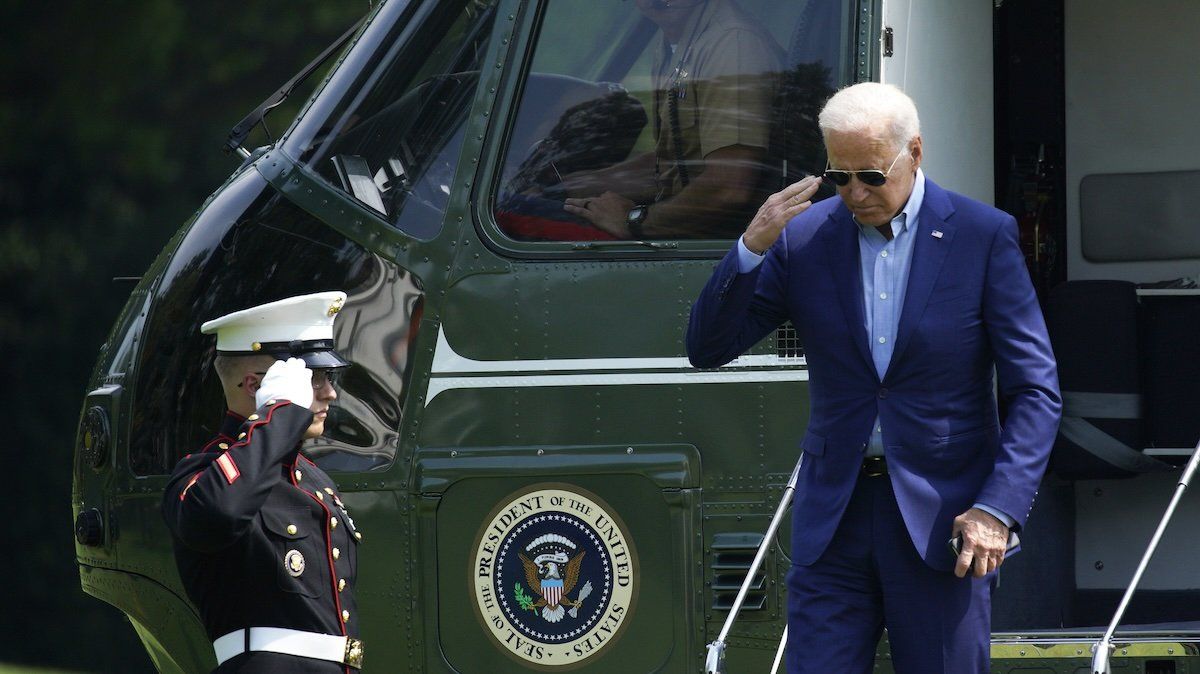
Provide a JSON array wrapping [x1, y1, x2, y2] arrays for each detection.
[[1076, 474, 1200, 590], [1065, 0, 1200, 281], [882, 0, 993, 204]]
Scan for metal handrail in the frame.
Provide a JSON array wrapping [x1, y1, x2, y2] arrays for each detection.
[[770, 625, 789, 674], [705, 453, 803, 674], [1091, 436, 1200, 673]]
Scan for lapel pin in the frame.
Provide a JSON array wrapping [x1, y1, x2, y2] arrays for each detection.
[[931, 230, 944, 239]]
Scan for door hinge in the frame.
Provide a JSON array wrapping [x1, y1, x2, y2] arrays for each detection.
[[883, 26, 894, 57]]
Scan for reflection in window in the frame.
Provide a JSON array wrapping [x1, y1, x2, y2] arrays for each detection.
[[495, 0, 852, 242], [130, 189, 421, 475], [289, 0, 498, 239]]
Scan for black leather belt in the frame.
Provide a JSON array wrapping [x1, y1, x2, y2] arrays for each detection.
[[861, 456, 888, 477]]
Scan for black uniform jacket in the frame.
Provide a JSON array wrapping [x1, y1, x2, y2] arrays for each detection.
[[162, 402, 361, 673]]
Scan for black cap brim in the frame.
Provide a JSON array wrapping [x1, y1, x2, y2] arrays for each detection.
[[289, 349, 350, 369], [235, 339, 351, 369]]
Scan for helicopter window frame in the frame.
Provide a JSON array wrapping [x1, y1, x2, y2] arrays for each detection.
[[472, 0, 876, 260], [282, 0, 503, 242], [125, 179, 418, 477]]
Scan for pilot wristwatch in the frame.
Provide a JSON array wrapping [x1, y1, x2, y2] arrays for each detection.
[[626, 204, 649, 239]]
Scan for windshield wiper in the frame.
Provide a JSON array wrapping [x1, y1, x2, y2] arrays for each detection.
[[224, 15, 368, 157]]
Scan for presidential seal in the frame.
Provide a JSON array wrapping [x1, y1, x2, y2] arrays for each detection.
[[472, 486, 635, 667]]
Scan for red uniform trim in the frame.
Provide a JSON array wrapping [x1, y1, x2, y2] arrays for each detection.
[[215, 453, 240, 485], [228, 401, 290, 451], [200, 435, 233, 454], [179, 472, 202, 501], [290, 458, 349, 641]]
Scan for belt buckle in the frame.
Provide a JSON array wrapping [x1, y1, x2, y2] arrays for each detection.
[[862, 456, 887, 477], [344, 637, 364, 669]]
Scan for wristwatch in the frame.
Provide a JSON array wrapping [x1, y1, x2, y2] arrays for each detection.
[[626, 204, 649, 239]]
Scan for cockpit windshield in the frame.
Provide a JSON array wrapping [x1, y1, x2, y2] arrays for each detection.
[[285, 0, 497, 239], [492, 0, 855, 242]]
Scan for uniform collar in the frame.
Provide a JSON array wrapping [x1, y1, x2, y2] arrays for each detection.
[[219, 410, 246, 439], [663, 0, 722, 59]]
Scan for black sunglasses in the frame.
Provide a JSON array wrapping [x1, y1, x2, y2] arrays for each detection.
[[824, 145, 908, 187], [237, 368, 341, 390]]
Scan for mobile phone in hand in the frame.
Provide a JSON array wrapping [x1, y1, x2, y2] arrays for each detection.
[[948, 531, 1020, 559], [948, 533, 963, 558]]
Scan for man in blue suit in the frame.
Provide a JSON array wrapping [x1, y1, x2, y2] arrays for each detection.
[[687, 83, 1061, 673]]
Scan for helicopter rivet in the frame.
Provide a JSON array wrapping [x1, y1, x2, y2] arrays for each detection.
[[1095, 560, 1104, 570], [626, 447, 634, 454], [537, 449, 544, 456], [450, 450, 458, 458]]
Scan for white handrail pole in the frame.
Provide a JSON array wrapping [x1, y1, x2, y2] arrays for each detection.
[[769, 625, 789, 674], [705, 453, 804, 674], [1091, 436, 1200, 674]]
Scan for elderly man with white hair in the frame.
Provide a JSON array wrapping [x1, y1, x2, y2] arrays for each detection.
[[687, 83, 1061, 673]]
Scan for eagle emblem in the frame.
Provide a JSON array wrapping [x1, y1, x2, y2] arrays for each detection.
[[515, 534, 594, 623]]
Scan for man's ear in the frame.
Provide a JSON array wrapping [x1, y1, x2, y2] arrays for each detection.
[[910, 135, 923, 170], [242, 372, 263, 396]]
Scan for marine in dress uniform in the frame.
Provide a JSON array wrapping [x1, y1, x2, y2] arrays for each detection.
[[162, 292, 365, 672]]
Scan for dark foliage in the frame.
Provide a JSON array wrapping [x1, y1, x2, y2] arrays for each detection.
[[0, 2, 365, 669]]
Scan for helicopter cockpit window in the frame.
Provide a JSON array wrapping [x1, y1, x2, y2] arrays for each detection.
[[493, 0, 855, 243], [286, 0, 498, 239], [129, 187, 421, 476]]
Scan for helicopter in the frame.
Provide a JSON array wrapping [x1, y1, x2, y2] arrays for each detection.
[[73, 0, 1200, 671]]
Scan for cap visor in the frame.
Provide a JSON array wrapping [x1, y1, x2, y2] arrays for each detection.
[[291, 350, 351, 369]]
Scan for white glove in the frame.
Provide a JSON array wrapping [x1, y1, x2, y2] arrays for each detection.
[[255, 358, 313, 410]]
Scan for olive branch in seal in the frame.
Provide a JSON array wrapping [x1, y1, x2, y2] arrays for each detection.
[[514, 582, 535, 611]]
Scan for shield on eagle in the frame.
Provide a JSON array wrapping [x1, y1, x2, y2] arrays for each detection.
[[518, 533, 587, 623]]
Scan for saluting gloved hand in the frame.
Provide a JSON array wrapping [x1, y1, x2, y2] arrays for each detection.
[[255, 357, 314, 410]]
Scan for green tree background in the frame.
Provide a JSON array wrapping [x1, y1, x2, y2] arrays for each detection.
[[0, 2, 365, 669]]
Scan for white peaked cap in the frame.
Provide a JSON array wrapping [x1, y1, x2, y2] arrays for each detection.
[[201, 291, 349, 368]]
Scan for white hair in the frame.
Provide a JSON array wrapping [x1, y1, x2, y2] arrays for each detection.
[[818, 82, 921, 152]]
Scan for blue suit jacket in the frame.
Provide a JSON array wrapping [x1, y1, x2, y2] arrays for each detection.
[[687, 179, 1062, 571]]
